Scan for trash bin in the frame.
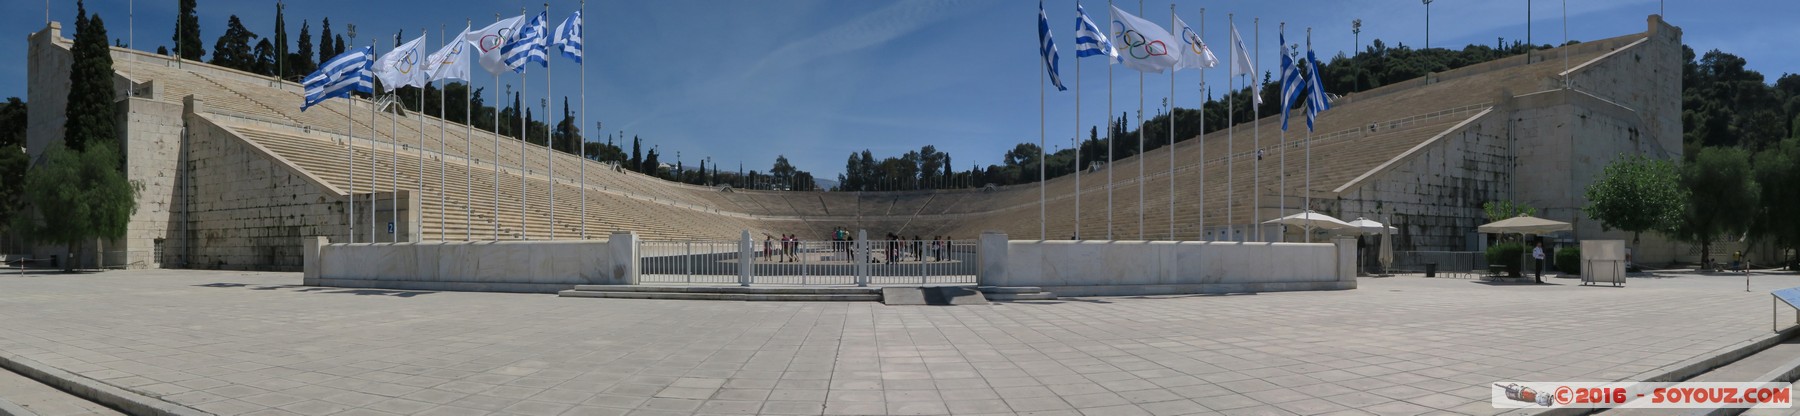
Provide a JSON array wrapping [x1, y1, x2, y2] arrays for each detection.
[[1424, 263, 1438, 277]]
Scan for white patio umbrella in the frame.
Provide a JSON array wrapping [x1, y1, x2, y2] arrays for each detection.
[[1263, 211, 1353, 242], [1346, 217, 1398, 235], [1477, 215, 1572, 282], [1379, 219, 1395, 276]]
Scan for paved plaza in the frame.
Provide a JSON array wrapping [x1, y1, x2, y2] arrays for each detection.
[[0, 270, 1794, 416]]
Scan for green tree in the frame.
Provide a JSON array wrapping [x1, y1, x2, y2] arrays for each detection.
[[171, 0, 203, 60], [1753, 138, 1800, 265], [1676, 147, 1759, 266], [1583, 155, 1685, 245], [272, 2, 288, 79], [318, 18, 335, 64], [771, 155, 796, 188], [251, 38, 276, 76], [13, 145, 140, 271], [0, 98, 26, 229], [1482, 200, 1537, 222], [211, 15, 259, 72], [629, 137, 642, 172], [64, 2, 116, 152], [290, 20, 314, 79]]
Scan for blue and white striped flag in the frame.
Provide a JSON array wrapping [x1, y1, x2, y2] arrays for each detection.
[[1038, 1, 1067, 91], [1304, 34, 1331, 132], [1073, 4, 1115, 61], [1279, 30, 1305, 131], [501, 11, 548, 73], [552, 11, 582, 63], [301, 46, 373, 111]]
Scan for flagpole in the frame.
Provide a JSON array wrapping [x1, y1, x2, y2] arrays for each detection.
[[391, 37, 400, 243], [545, 2, 556, 241], [493, 14, 502, 241], [347, 86, 357, 244], [1198, 8, 1206, 240], [437, 25, 447, 242], [465, 19, 474, 241], [1226, 14, 1234, 242], [1305, 27, 1315, 242], [1073, 2, 1082, 241], [1279, 22, 1287, 239], [1252, 17, 1261, 242], [1168, 2, 1176, 241], [1040, 40, 1047, 241], [1107, 0, 1114, 240], [579, 0, 588, 239], [519, 7, 529, 239], [1137, 0, 1145, 241], [418, 28, 429, 241], [370, 40, 379, 242]]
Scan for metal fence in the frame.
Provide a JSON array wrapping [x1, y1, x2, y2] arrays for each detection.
[[638, 231, 977, 286]]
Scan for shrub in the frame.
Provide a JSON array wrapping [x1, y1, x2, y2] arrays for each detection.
[[1556, 247, 1581, 274], [1486, 242, 1525, 276]]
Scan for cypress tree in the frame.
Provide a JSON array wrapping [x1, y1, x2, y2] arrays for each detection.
[[318, 18, 335, 63], [171, 0, 202, 60], [252, 38, 276, 76], [631, 137, 642, 172], [64, 1, 116, 152], [273, 2, 288, 79], [293, 20, 314, 78], [333, 35, 345, 63]]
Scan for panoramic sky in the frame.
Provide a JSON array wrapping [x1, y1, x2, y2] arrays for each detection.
[[2, 0, 1793, 180]]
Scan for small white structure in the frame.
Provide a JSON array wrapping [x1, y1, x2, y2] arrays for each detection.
[[1581, 240, 1627, 287]]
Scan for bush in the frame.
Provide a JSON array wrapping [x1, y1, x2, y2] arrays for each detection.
[[1556, 247, 1581, 274], [1486, 242, 1525, 276]]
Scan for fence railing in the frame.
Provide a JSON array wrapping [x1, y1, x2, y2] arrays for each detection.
[[638, 231, 977, 286]]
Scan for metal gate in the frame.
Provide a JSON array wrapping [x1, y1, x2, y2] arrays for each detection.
[[637, 231, 976, 286]]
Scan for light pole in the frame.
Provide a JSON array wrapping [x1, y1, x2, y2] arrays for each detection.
[[1422, 0, 1433, 49], [1352, 19, 1362, 91]]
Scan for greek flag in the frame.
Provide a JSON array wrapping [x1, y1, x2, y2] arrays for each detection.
[[1038, 2, 1067, 91], [1304, 34, 1331, 132], [301, 46, 372, 111], [501, 11, 548, 73], [1073, 4, 1115, 61], [552, 11, 582, 63], [1279, 31, 1305, 131]]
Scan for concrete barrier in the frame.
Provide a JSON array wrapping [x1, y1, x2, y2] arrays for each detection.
[[303, 232, 639, 293], [979, 232, 1357, 296]]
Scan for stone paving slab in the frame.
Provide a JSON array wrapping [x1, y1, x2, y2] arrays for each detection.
[[0, 270, 1795, 416]]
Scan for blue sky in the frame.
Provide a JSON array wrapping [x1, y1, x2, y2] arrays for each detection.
[[4, 0, 1796, 179]]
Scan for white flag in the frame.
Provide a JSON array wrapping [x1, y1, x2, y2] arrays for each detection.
[[1107, 5, 1179, 73], [375, 35, 429, 92], [1229, 21, 1261, 105], [1173, 15, 1217, 70], [466, 15, 527, 75], [425, 26, 472, 82]]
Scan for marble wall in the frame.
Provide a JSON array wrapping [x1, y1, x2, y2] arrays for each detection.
[[979, 232, 1356, 296], [305, 232, 639, 293]]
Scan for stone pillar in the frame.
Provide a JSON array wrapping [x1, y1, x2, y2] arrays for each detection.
[[607, 231, 639, 285], [978, 231, 1009, 287], [303, 236, 327, 286], [855, 230, 869, 287], [738, 230, 752, 287], [1333, 236, 1358, 288]]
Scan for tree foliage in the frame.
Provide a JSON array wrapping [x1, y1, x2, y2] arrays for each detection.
[[13, 145, 139, 271], [65, 2, 115, 153], [0, 98, 26, 230], [171, 0, 203, 60], [1752, 138, 1800, 257], [1676, 147, 1759, 264], [210, 15, 259, 72], [317, 18, 335, 64], [1482, 200, 1537, 223], [1583, 155, 1685, 243]]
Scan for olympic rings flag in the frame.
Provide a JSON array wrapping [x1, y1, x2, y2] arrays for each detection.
[[1173, 15, 1217, 70], [376, 34, 430, 92], [467, 15, 527, 76], [1107, 5, 1179, 73], [425, 25, 473, 82]]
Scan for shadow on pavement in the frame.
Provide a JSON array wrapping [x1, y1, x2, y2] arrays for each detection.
[[195, 282, 436, 297]]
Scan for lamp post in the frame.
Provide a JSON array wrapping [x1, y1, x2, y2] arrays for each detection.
[[1422, 0, 1433, 49], [1352, 19, 1362, 91]]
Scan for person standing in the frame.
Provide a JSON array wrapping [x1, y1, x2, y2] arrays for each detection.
[[763, 234, 774, 261], [1532, 242, 1547, 283]]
